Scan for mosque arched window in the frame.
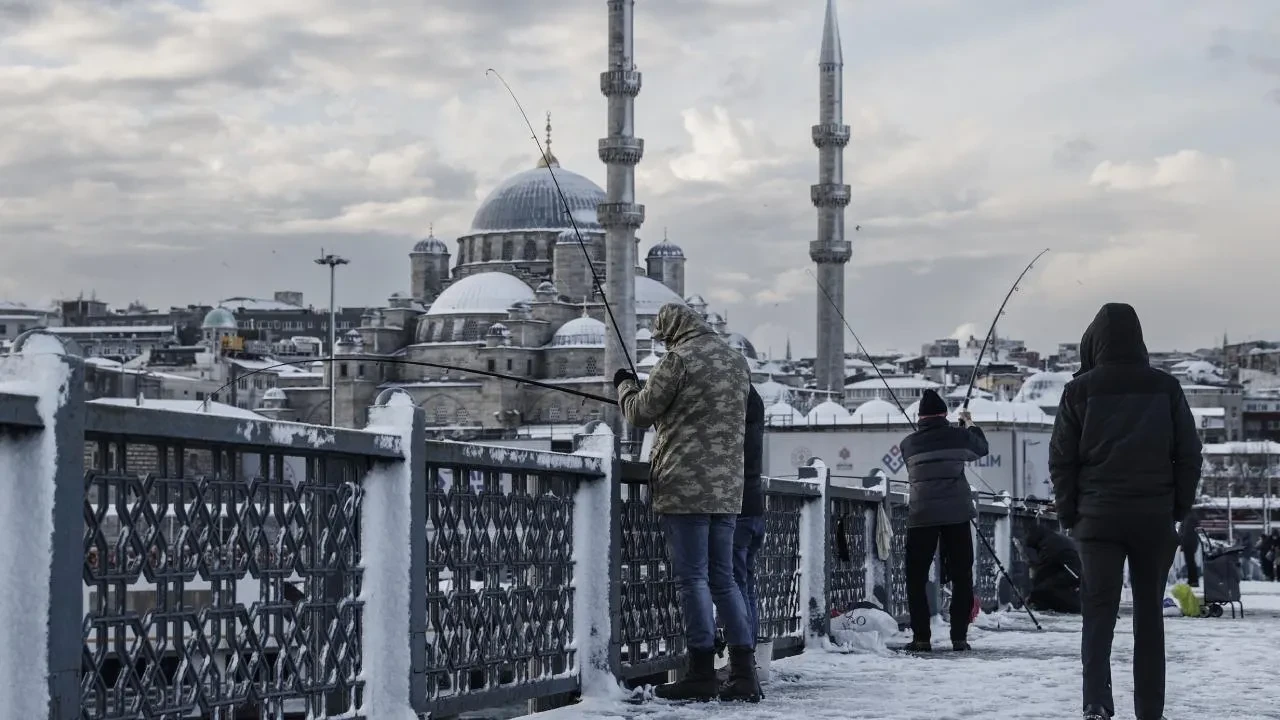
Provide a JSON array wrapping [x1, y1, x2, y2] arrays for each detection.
[[433, 406, 447, 425], [585, 356, 598, 376], [461, 320, 478, 341], [439, 322, 454, 343], [549, 405, 562, 422], [556, 358, 568, 378], [481, 239, 492, 262], [501, 239, 514, 261], [456, 407, 469, 425], [523, 239, 537, 260], [567, 406, 579, 422]]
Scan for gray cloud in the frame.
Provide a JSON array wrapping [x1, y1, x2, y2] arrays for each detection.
[[1053, 136, 1098, 167]]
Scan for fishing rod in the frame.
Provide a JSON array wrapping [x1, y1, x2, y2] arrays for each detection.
[[485, 69, 639, 380], [206, 356, 617, 411], [809, 267, 1042, 629], [962, 248, 1050, 409]]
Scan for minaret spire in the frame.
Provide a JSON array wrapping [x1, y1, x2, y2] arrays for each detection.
[[599, 0, 644, 433], [810, 0, 852, 394]]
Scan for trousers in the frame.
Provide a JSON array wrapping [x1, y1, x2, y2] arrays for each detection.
[[905, 521, 974, 642], [1076, 514, 1178, 720], [661, 513, 753, 650], [732, 515, 767, 644]]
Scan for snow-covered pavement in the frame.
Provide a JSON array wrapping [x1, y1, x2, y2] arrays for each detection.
[[545, 582, 1280, 720]]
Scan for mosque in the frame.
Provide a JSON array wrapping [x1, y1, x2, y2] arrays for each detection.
[[260, 124, 769, 432]]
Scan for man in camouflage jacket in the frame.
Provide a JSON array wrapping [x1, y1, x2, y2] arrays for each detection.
[[614, 302, 759, 703]]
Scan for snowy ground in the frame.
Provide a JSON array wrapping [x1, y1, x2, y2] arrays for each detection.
[[541, 582, 1280, 720]]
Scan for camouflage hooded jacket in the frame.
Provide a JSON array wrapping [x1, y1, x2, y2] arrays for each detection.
[[618, 303, 751, 515]]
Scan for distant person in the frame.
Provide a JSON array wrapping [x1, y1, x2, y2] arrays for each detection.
[[1023, 524, 1083, 614], [1260, 531, 1279, 582], [1179, 508, 1201, 586], [1050, 303, 1202, 720], [900, 388, 989, 653], [614, 302, 759, 703]]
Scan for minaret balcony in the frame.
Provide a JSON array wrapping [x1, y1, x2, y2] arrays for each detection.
[[811, 123, 851, 148], [598, 137, 645, 165], [597, 202, 646, 228], [600, 70, 642, 97], [809, 240, 852, 264], [810, 183, 852, 207]]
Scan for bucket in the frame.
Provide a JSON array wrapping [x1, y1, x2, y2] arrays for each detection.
[[754, 639, 773, 684]]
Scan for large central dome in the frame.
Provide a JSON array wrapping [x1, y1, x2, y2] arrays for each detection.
[[470, 165, 606, 232]]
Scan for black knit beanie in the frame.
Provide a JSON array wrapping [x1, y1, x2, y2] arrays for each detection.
[[919, 389, 948, 417]]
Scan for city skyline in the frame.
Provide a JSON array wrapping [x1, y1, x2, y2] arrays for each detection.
[[0, 0, 1276, 357]]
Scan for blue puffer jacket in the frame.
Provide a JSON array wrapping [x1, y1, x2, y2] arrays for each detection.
[[900, 416, 990, 528]]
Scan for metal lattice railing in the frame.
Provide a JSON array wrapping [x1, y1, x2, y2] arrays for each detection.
[[419, 444, 590, 717], [615, 478, 684, 678], [974, 511, 1001, 610], [756, 490, 805, 649], [826, 494, 871, 614], [888, 502, 911, 618], [79, 430, 378, 720]]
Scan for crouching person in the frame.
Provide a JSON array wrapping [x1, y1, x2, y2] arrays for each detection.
[[614, 302, 760, 703]]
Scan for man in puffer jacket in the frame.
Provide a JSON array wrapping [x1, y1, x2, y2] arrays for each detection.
[[1049, 302, 1201, 720], [614, 302, 759, 703], [899, 389, 989, 653]]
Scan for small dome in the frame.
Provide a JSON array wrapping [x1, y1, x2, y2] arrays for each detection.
[[852, 398, 911, 424], [413, 234, 449, 254], [551, 316, 606, 348], [647, 239, 685, 259], [557, 228, 583, 245], [262, 388, 287, 401], [427, 272, 536, 316], [807, 400, 851, 422], [685, 294, 708, 308], [706, 312, 725, 326], [764, 402, 804, 425], [755, 379, 791, 405], [486, 322, 511, 337], [726, 332, 757, 359], [536, 280, 558, 295], [202, 307, 237, 330], [635, 275, 687, 316]]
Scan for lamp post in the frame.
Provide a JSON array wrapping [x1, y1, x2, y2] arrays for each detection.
[[315, 251, 349, 426]]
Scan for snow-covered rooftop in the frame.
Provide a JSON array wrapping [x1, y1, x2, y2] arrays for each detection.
[[48, 325, 174, 335], [845, 377, 940, 391], [1202, 441, 1280, 455], [89, 398, 263, 419], [219, 297, 306, 312]]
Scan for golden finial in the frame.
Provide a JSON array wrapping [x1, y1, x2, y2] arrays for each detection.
[[663, 227, 669, 242], [428, 223, 434, 237], [536, 110, 560, 168]]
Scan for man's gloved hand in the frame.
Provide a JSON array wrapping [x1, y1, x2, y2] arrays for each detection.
[[613, 368, 637, 389], [958, 409, 974, 427]]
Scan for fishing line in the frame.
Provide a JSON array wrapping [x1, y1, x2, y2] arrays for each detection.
[[206, 356, 617, 411], [962, 248, 1050, 409], [485, 68, 639, 379]]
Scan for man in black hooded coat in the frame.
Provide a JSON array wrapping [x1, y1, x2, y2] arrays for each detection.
[[1050, 303, 1202, 720], [1023, 523, 1082, 614]]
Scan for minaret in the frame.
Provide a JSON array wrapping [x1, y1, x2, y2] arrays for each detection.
[[598, 0, 644, 432], [810, 0, 852, 393]]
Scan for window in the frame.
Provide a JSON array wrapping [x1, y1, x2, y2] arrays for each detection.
[[238, 378, 248, 390], [557, 358, 568, 378], [340, 364, 349, 378], [0, 325, 7, 335], [434, 406, 447, 425], [196, 392, 205, 401], [524, 239, 537, 260], [358, 364, 365, 378], [507, 358, 513, 371], [456, 407, 470, 424], [585, 357, 598, 375], [527, 359, 533, 375], [549, 405, 562, 422], [481, 239, 492, 262], [501, 239, 513, 261], [487, 359, 496, 372]]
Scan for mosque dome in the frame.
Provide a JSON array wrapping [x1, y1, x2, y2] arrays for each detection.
[[635, 276, 687, 316], [647, 238, 684, 259], [726, 332, 757, 359], [536, 280, 558, 296], [807, 400, 851, 422], [470, 166, 605, 232], [486, 323, 511, 338], [852, 398, 910, 424], [202, 307, 237, 330], [413, 233, 448, 254], [551, 316, 607, 348], [426, 272, 536, 316], [262, 388, 287, 401]]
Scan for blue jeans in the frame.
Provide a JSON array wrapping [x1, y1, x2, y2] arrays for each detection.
[[733, 515, 767, 643], [661, 513, 753, 650]]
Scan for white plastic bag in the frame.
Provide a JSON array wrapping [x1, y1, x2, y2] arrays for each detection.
[[830, 606, 900, 652]]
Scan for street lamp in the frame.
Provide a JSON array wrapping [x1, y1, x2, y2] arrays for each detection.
[[315, 250, 350, 426]]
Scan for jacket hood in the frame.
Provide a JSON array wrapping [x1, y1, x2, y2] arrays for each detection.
[[652, 302, 714, 348], [1024, 523, 1048, 549], [1076, 303, 1149, 376]]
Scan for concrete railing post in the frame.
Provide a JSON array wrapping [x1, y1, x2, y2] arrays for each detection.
[[797, 459, 831, 642], [0, 331, 84, 720], [570, 424, 622, 700]]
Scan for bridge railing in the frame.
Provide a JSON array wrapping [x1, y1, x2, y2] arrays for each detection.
[[2, 335, 1055, 720]]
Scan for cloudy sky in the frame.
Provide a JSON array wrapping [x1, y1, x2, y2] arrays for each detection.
[[1, 0, 1276, 358]]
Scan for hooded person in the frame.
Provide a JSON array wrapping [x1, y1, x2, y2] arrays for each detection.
[[898, 388, 989, 653], [1023, 523, 1083, 614], [613, 302, 759, 703], [1049, 303, 1201, 720]]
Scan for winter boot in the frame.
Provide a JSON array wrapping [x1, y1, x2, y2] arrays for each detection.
[[951, 639, 971, 651], [904, 638, 932, 653], [718, 646, 762, 703], [654, 648, 718, 702], [1083, 707, 1112, 720]]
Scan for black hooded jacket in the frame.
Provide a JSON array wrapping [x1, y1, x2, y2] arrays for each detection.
[[1048, 303, 1202, 528], [1024, 524, 1082, 581], [741, 386, 766, 517]]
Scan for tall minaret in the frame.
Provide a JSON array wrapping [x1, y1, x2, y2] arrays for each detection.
[[598, 0, 644, 432], [810, 0, 852, 393]]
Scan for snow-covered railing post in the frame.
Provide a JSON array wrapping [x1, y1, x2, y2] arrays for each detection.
[[572, 423, 622, 701], [360, 388, 424, 720], [0, 330, 84, 720], [797, 459, 831, 642]]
